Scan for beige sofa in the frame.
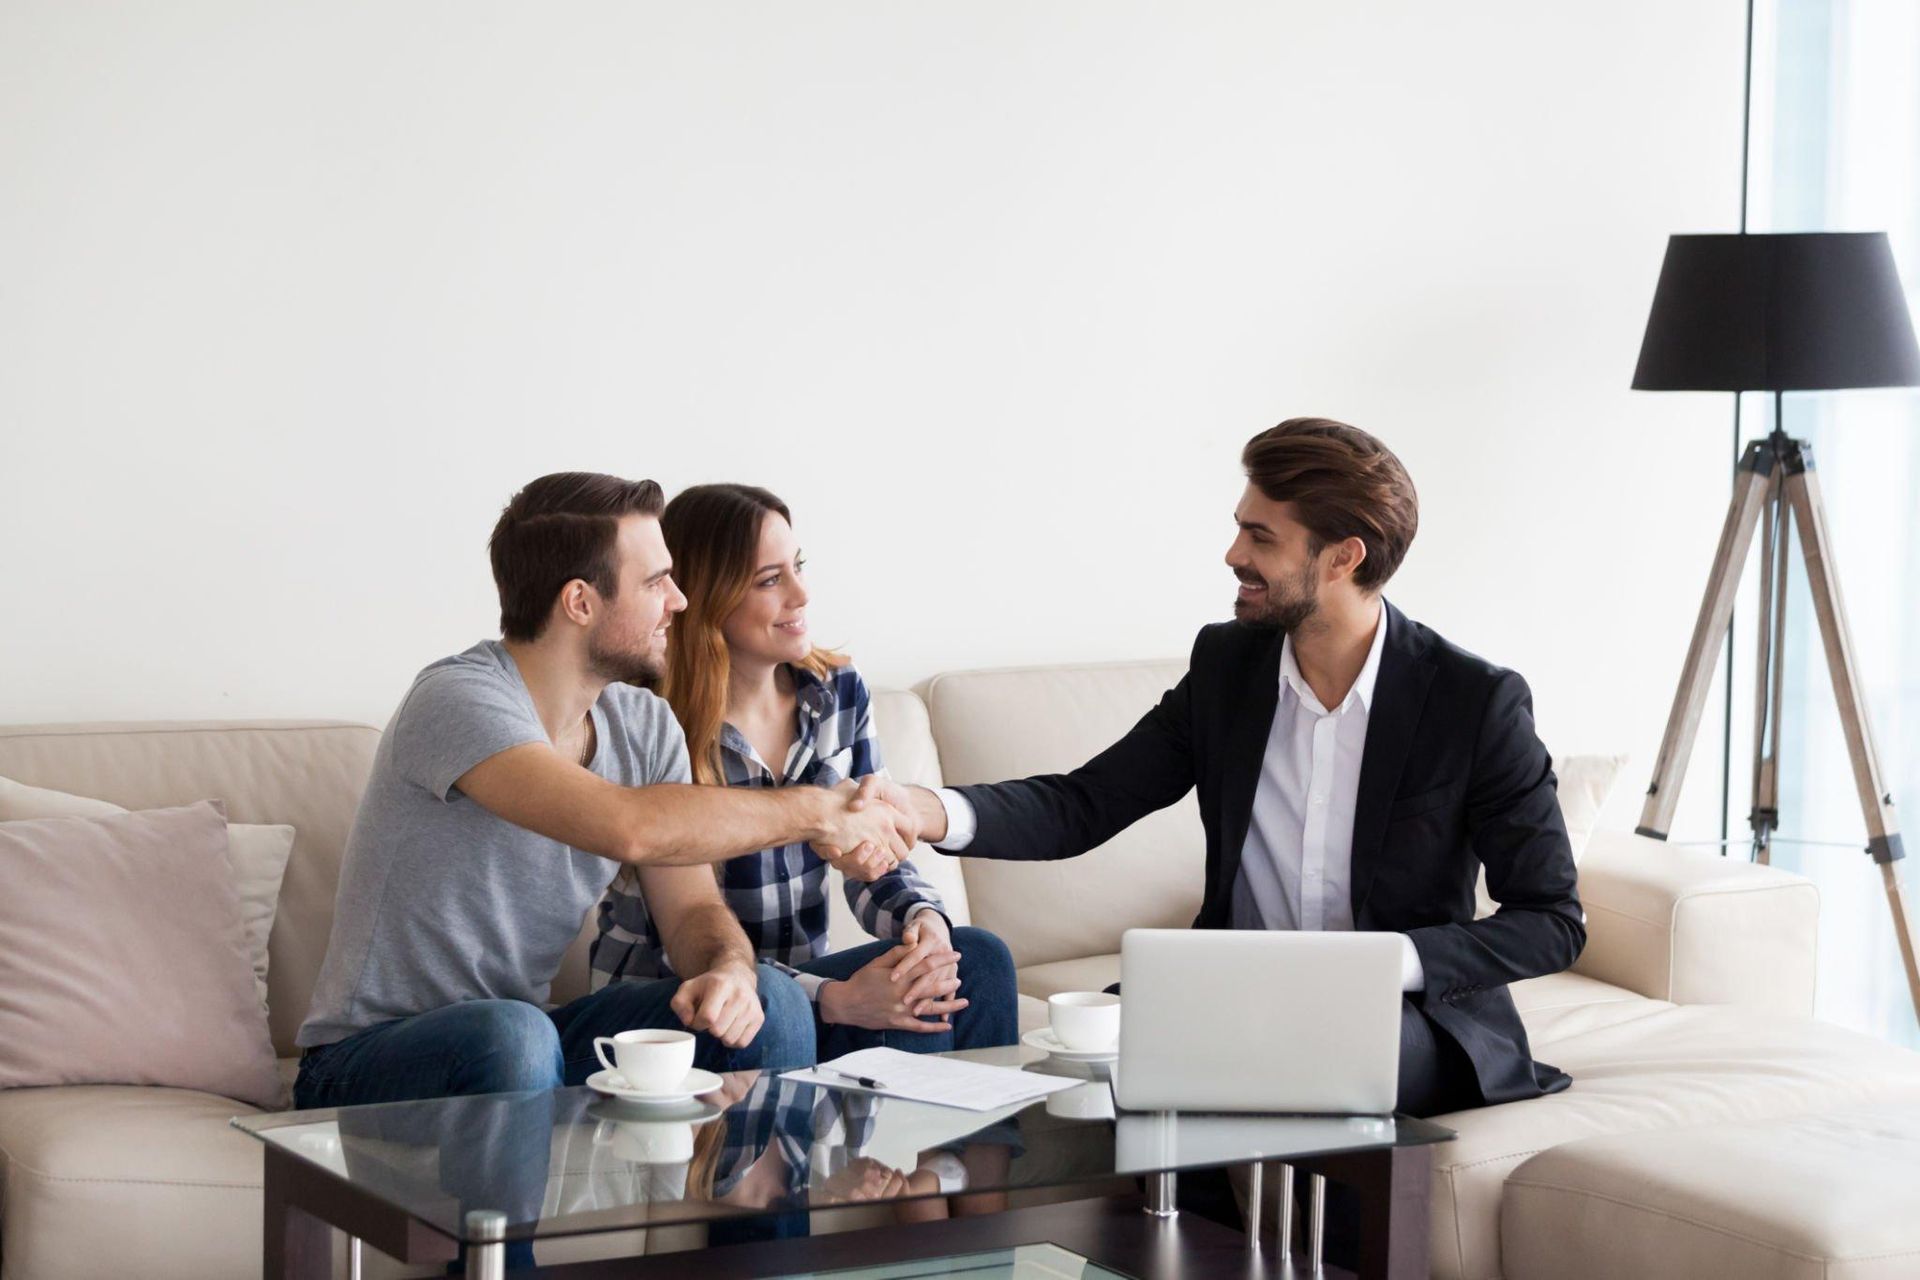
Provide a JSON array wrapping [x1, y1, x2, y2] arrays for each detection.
[[5, 658, 1920, 1280]]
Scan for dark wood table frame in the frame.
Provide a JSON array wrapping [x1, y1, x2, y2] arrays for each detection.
[[263, 1139, 1432, 1280]]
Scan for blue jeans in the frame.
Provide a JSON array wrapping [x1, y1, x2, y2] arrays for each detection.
[[293, 966, 815, 1272], [293, 964, 816, 1108], [795, 925, 1019, 1060]]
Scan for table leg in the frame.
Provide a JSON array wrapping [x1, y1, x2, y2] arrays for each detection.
[[1354, 1144, 1431, 1280], [1309, 1173, 1327, 1270], [1146, 1171, 1178, 1218], [467, 1210, 509, 1280], [263, 1150, 333, 1280], [1246, 1160, 1264, 1248], [1278, 1163, 1295, 1257]]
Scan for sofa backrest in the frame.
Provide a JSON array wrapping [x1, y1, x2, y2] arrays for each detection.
[[0, 699, 972, 1048], [0, 720, 380, 1057], [920, 660, 1205, 967], [0, 679, 1636, 1049]]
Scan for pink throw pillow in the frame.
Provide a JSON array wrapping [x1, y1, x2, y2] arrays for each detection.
[[0, 800, 283, 1108]]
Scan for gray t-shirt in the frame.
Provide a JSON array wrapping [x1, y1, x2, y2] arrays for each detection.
[[297, 640, 689, 1049]]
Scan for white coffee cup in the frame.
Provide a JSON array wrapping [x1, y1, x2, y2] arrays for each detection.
[[1047, 991, 1121, 1051], [593, 1028, 696, 1092], [593, 1117, 695, 1164]]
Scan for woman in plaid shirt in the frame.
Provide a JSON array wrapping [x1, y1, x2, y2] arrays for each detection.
[[591, 483, 1017, 1060]]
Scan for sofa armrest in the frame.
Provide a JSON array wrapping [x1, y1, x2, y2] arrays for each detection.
[[1571, 829, 1819, 1013]]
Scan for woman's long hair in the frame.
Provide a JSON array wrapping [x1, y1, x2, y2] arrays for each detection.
[[658, 483, 843, 786]]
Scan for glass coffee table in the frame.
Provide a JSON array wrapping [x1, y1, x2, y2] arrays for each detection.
[[237, 1045, 1451, 1280]]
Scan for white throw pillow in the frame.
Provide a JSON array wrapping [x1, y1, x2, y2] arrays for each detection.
[[0, 774, 296, 1010], [1473, 753, 1628, 919]]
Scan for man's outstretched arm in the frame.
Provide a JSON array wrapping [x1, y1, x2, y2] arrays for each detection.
[[457, 744, 908, 878], [883, 667, 1199, 862]]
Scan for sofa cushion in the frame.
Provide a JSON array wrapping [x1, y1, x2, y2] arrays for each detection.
[[0, 773, 296, 1012], [1501, 1108, 1920, 1280], [0, 803, 284, 1109], [1509, 970, 1671, 1048], [1018, 954, 1122, 1001], [0, 1083, 268, 1280], [923, 660, 1204, 968], [0, 722, 382, 1056], [1572, 830, 1820, 1013], [1426, 1007, 1920, 1280]]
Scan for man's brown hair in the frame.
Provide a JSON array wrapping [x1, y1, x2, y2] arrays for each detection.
[[488, 472, 666, 642], [1241, 418, 1418, 590]]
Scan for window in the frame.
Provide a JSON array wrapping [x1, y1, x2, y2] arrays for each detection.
[[1740, 0, 1920, 1048]]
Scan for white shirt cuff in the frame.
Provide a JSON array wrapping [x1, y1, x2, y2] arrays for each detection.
[[792, 970, 828, 1002], [1399, 935, 1425, 993], [931, 788, 978, 851]]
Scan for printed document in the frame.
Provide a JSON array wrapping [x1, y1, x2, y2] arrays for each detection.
[[782, 1048, 1080, 1111]]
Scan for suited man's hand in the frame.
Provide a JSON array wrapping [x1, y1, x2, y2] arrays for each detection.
[[871, 777, 950, 845]]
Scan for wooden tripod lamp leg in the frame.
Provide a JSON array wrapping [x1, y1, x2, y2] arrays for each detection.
[[1639, 443, 1776, 839]]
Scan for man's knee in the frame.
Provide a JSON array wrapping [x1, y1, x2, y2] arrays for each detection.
[[448, 1000, 564, 1095], [736, 964, 816, 1070]]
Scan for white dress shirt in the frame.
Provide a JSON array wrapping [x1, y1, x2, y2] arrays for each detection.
[[933, 604, 1423, 992]]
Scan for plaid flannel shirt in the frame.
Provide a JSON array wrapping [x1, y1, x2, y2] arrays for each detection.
[[711, 1073, 883, 1199], [709, 1074, 1019, 1201], [590, 663, 946, 999]]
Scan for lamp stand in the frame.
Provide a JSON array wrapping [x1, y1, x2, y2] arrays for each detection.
[[1636, 395, 1920, 1021]]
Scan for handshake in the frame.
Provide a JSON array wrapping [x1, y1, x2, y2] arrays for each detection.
[[813, 775, 925, 882]]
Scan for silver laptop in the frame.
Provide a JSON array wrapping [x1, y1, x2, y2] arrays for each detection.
[[1113, 928, 1403, 1114]]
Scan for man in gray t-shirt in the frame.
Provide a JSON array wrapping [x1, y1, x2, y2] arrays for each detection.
[[294, 473, 915, 1117], [297, 639, 699, 1049]]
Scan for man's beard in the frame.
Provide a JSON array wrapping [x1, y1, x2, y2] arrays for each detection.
[[587, 625, 664, 685], [1233, 561, 1321, 633]]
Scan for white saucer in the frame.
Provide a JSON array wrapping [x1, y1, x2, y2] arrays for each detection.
[[1024, 1027, 1118, 1063], [587, 1097, 726, 1126], [585, 1067, 725, 1105]]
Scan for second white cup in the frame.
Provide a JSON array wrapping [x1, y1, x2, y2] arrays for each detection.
[[1047, 991, 1121, 1051], [593, 1028, 696, 1091]]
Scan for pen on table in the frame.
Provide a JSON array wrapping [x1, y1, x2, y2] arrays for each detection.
[[819, 1066, 888, 1090]]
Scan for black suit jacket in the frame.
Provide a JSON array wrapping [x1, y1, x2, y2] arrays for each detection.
[[952, 603, 1584, 1105]]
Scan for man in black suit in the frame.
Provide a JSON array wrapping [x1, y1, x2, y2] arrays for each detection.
[[878, 417, 1583, 1119]]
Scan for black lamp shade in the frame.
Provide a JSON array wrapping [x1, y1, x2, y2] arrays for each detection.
[[1632, 232, 1920, 391]]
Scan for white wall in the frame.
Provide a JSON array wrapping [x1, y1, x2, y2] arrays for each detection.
[[0, 2, 1746, 838]]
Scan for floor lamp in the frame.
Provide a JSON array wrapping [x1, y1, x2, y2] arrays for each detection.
[[1631, 230, 1920, 1020]]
